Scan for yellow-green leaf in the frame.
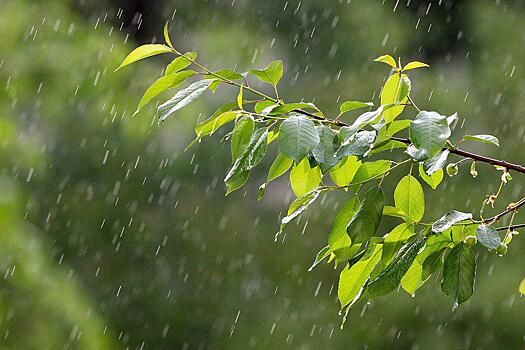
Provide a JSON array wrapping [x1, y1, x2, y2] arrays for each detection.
[[403, 61, 429, 71], [419, 163, 443, 190], [164, 21, 174, 48], [328, 197, 360, 252], [165, 52, 197, 75], [381, 73, 411, 122], [374, 55, 397, 68], [267, 153, 293, 183], [250, 60, 283, 86], [329, 156, 361, 186], [136, 70, 195, 112], [237, 85, 243, 110], [519, 278, 525, 294], [394, 175, 425, 222], [290, 158, 322, 197], [195, 111, 240, 138], [116, 44, 173, 71], [338, 244, 383, 308]]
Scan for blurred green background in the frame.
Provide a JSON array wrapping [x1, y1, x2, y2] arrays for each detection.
[[1, 0, 525, 348]]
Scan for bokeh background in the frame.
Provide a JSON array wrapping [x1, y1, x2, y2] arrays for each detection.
[[1, 0, 525, 348]]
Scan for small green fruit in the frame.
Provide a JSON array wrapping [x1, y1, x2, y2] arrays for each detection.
[[496, 243, 508, 256], [464, 235, 477, 247], [446, 163, 459, 176]]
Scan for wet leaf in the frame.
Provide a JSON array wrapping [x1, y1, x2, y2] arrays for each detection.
[[368, 235, 426, 297], [432, 211, 473, 233], [278, 114, 320, 163], [338, 244, 383, 308], [158, 79, 213, 122], [346, 186, 384, 243], [419, 164, 443, 189], [409, 111, 451, 160], [441, 243, 476, 305], [267, 153, 293, 183], [231, 116, 255, 162], [476, 224, 501, 250], [462, 134, 500, 147], [137, 70, 196, 112]]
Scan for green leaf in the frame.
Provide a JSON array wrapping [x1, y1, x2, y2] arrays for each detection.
[[339, 101, 374, 115], [383, 206, 409, 220], [164, 21, 174, 47], [368, 235, 426, 298], [250, 60, 283, 86], [278, 114, 320, 163], [476, 224, 501, 250], [519, 278, 525, 295], [225, 169, 249, 195], [115, 44, 173, 71], [195, 110, 240, 138], [423, 150, 450, 175], [341, 106, 386, 136], [236, 85, 243, 110], [441, 243, 476, 306], [370, 139, 408, 155], [346, 186, 384, 243], [432, 211, 473, 233], [158, 79, 212, 122], [351, 160, 392, 184], [136, 70, 196, 112], [290, 158, 322, 197], [333, 244, 363, 265], [165, 52, 197, 75], [312, 126, 338, 172], [382, 223, 415, 265], [224, 128, 268, 193], [280, 189, 320, 232], [394, 175, 425, 222], [309, 246, 331, 271], [402, 61, 429, 71], [231, 116, 255, 162], [267, 153, 293, 183], [401, 234, 450, 295], [270, 102, 320, 115], [329, 156, 361, 186], [409, 111, 451, 160], [336, 131, 376, 158], [254, 100, 276, 114], [418, 164, 443, 190], [267, 130, 279, 144], [373, 119, 411, 147], [374, 55, 397, 68], [462, 134, 500, 147], [422, 248, 446, 279], [328, 197, 360, 251], [338, 244, 383, 308], [381, 73, 411, 122]]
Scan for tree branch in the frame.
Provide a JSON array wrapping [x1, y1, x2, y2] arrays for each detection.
[[496, 223, 525, 231], [178, 49, 525, 176], [484, 196, 525, 224], [389, 136, 525, 174]]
